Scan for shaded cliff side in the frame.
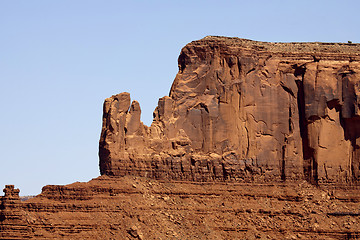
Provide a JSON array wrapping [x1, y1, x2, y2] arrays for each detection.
[[99, 36, 360, 184]]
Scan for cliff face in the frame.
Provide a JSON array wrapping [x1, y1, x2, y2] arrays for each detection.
[[99, 36, 360, 184], [2, 37, 360, 239]]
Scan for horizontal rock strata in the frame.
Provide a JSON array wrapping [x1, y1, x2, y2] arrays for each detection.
[[99, 36, 360, 184], [1, 177, 360, 239]]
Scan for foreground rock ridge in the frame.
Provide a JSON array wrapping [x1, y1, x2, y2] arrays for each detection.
[[100, 36, 360, 184], [1, 178, 360, 239], [1, 36, 360, 239]]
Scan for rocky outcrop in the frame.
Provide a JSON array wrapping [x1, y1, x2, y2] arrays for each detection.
[[0, 185, 31, 238], [1, 178, 360, 239], [2, 37, 360, 239], [99, 36, 360, 184]]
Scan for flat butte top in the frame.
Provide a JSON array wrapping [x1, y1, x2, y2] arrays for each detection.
[[188, 36, 360, 57]]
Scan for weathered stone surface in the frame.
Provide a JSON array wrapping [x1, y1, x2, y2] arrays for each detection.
[[2, 37, 360, 239], [1, 178, 360, 239], [99, 36, 360, 184], [0, 185, 31, 238]]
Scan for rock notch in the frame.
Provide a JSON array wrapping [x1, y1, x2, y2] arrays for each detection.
[[99, 36, 360, 184]]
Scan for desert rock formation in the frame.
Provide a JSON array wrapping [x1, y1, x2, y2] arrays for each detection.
[[100, 36, 360, 184], [1, 177, 360, 239], [1, 36, 360, 239]]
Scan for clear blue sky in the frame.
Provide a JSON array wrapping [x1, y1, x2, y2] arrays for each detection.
[[1, 0, 359, 195]]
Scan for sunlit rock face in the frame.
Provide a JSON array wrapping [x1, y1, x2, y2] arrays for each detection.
[[99, 36, 360, 184], [2, 37, 360, 240]]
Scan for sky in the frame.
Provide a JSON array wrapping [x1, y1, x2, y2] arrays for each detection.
[[1, 0, 360, 196]]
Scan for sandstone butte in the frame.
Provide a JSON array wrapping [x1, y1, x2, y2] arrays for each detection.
[[1, 36, 360, 239]]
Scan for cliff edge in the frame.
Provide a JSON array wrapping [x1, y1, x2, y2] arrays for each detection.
[[99, 36, 360, 184]]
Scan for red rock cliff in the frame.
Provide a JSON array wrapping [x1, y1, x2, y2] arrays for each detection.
[[99, 36, 360, 184], [2, 37, 360, 239]]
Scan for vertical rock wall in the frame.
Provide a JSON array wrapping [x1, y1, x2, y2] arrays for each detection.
[[99, 36, 360, 184]]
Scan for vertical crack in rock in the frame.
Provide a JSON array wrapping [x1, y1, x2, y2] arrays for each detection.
[[339, 68, 360, 181], [281, 143, 286, 181], [295, 67, 317, 184], [288, 105, 293, 133]]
